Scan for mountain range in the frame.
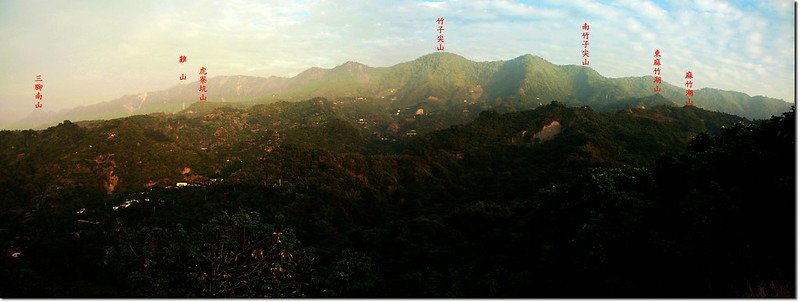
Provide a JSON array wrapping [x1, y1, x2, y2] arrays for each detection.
[[0, 78, 792, 296], [7, 52, 791, 130]]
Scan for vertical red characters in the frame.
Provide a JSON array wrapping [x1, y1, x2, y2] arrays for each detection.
[[436, 17, 445, 51], [653, 49, 662, 93], [581, 22, 590, 66], [179, 55, 187, 81], [199, 66, 208, 101], [685, 71, 694, 106], [34, 75, 43, 109]]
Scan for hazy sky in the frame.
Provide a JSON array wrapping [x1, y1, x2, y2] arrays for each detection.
[[0, 0, 794, 126]]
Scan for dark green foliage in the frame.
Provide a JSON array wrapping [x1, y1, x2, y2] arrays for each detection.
[[0, 99, 793, 297], [312, 250, 381, 297], [104, 210, 312, 297], [648, 109, 796, 296]]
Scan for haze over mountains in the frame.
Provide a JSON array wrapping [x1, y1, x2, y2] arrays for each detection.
[[0, 53, 793, 298], [7, 52, 791, 130]]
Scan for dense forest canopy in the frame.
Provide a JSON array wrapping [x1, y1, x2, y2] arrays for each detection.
[[0, 97, 794, 297]]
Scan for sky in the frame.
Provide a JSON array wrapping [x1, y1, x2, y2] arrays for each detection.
[[0, 0, 795, 127]]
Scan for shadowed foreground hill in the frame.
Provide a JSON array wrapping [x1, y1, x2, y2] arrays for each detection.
[[0, 100, 793, 298], [0, 100, 745, 196]]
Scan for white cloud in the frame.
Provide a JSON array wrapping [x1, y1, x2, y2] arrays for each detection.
[[489, 0, 566, 18], [0, 0, 793, 127], [420, 1, 447, 9]]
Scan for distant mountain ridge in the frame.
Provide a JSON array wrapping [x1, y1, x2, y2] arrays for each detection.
[[0, 97, 749, 196], [8, 52, 791, 129]]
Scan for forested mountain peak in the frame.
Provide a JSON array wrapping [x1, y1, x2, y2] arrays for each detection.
[[8, 52, 790, 131]]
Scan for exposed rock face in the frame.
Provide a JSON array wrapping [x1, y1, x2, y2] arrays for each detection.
[[532, 120, 562, 141], [467, 84, 483, 100], [387, 122, 400, 133], [94, 153, 118, 195]]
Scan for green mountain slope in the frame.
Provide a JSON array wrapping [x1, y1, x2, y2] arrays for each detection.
[[0, 97, 792, 297], [8, 52, 790, 130], [0, 98, 746, 197], [408, 101, 746, 167]]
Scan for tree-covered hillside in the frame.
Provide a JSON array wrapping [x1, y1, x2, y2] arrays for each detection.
[[9, 52, 790, 130], [0, 99, 793, 298]]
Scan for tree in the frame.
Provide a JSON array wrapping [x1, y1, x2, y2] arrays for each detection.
[[105, 209, 314, 297]]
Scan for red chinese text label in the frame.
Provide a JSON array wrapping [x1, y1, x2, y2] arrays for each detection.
[[179, 55, 187, 81], [199, 66, 207, 101], [685, 71, 694, 106], [436, 17, 445, 51], [653, 49, 661, 93], [581, 22, 590, 66], [34, 75, 43, 109]]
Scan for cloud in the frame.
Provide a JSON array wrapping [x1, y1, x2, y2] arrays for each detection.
[[0, 0, 793, 128], [552, 0, 793, 103], [420, 1, 447, 9]]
